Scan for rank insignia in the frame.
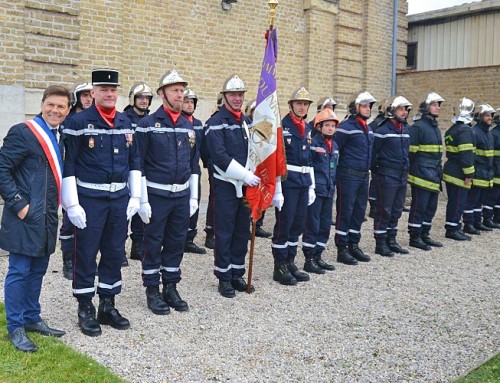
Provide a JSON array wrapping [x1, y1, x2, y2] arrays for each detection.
[[188, 131, 196, 148], [125, 133, 133, 147], [89, 137, 94, 148]]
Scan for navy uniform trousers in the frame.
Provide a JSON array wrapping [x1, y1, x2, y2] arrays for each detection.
[[408, 186, 439, 236], [483, 185, 500, 220], [463, 186, 490, 225], [444, 183, 469, 230], [142, 193, 190, 286], [373, 173, 407, 240], [213, 179, 250, 281], [302, 193, 334, 257], [335, 173, 369, 247], [73, 193, 128, 304]]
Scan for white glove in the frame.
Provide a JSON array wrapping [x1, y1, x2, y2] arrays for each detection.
[[243, 170, 261, 187], [67, 204, 87, 229], [189, 198, 199, 217], [138, 202, 152, 224], [308, 188, 316, 206], [272, 178, 284, 211], [126, 197, 140, 220]]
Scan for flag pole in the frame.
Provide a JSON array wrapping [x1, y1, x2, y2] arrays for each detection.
[[246, 0, 279, 294]]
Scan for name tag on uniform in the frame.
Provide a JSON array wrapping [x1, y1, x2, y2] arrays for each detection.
[[114, 147, 119, 154]]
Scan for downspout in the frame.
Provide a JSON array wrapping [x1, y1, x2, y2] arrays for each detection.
[[391, 0, 399, 96]]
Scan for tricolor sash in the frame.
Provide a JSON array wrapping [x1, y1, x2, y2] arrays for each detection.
[[25, 116, 63, 204]]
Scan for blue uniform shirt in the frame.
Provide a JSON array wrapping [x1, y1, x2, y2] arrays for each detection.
[[334, 115, 373, 172], [310, 134, 339, 198]]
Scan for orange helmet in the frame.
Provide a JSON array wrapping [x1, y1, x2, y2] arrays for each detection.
[[314, 108, 339, 129]]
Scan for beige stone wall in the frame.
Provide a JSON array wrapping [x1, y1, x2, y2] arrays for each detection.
[[396, 65, 500, 125]]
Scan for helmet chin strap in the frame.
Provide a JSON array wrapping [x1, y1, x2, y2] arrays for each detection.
[[162, 89, 180, 111], [223, 94, 240, 112]]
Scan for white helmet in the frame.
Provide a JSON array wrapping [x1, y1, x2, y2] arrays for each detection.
[[70, 82, 92, 107], [418, 92, 445, 114], [474, 104, 496, 123], [316, 96, 337, 112], [385, 96, 412, 122], [451, 97, 475, 124], [157, 70, 188, 94], [221, 75, 247, 93], [347, 91, 377, 116], [128, 82, 153, 106]]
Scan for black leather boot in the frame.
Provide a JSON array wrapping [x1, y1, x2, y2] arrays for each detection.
[[78, 302, 102, 337], [145, 286, 170, 315], [184, 240, 207, 254], [421, 232, 443, 247], [62, 252, 73, 280], [375, 239, 394, 257], [255, 226, 272, 238], [474, 222, 493, 231], [303, 256, 325, 274], [445, 229, 471, 241], [130, 240, 142, 260], [204, 233, 214, 249], [163, 283, 189, 312], [218, 280, 236, 298], [348, 244, 371, 262], [231, 276, 255, 292], [288, 260, 310, 282], [273, 261, 298, 285], [387, 236, 409, 254], [463, 223, 481, 235], [494, 216, 500, 224], [314, 251, 335, 270], [337, 246, 358, 265], [409, 234, 431, 251], [97, 297, 130, 330], [483, 218, 500, 229]]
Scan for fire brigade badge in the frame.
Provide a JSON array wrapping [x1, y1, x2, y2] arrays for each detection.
[[89, 137, 95, 148], [188, 131, 196, 148]]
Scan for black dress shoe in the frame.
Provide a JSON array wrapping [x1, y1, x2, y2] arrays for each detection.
[[409, 236, 432, 251], [146, 286, 170, 315], [25, 320, 65, 337], [78, 304, 102, 337], [445, 230, 471, 241], [303, 258, 325, 274], [97, 297, 130, 330], [163, 283, 189, 311], [288, 261, 310, 282], [337, 247, 358, 265], [348, 244, 371, 262], [9, 328, 37, 352], [218, 280, 236, 298], [255, 227, 272, 238], [130, 240, 142, 260], [463, 223, 481, 235], [421, 233, 443, 247], [475, 222, 493, 232], [231, 276, 255, 292], [184, 240, 207, 254], [483, 218, 500, 229]]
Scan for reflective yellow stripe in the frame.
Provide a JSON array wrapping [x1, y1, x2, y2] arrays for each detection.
[[414, 144, 442, 153], [475, 149, 494, 157], [443, 174, 471, 189], [457, 143, 475, 151], [408, 174, 441, 191], [493, 176, 500, 185], [409, 145, 419, 153], [462, 166, 475, 175], [494, 150, 500, 156], [472, 178, 493, 187], [446, 145, 459, 153]]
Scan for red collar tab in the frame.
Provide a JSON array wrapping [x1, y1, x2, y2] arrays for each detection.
[[164, 106, 181, 125], [389, 118, 403, 131], [290, 112, 305, 137], [225, 106, 242, 123], [95, 105, 116, 128], [183, 113, 194, 124], [355, 117, 368, 132]]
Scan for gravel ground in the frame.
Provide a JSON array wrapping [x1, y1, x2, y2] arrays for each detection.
[[0, 194, 499, 383]]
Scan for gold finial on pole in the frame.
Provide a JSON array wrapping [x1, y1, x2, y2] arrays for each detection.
[[268, 0, 278, 29]]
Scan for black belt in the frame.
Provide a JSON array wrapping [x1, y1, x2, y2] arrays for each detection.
[[375, 167, 408, 177], [337, 166, 369, 178]]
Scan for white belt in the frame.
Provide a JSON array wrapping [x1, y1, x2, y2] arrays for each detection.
[[287, 165, 311, 174], [77, 179, 127, 192], [147, 180, 189, 192]]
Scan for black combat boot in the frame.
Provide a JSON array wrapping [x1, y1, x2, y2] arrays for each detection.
[[483, 217, 500, 229], [130, 240, 142, 260], [287, 260, 310, 282], [375, 239, 394, 257], [314, 251, 335, 270], [121, 252, 129, 267], [474, 222, 493, 232], [368, 205, 375, 219], [494, 215, 500, 224], [163, 283, 189, 312], [255, 226, 272, 238], [303, 256, 325, 274], [348, 244, 371, 262], [145, 286, 170, 315], [204, 232, 214, 249], [409, 234, 431, 250], [62, 252, 73, 280], [445, 229, 471, 241], [184, 240, 207, 254], [218, 280, 236, 298], [463, 223, 481, 235], [231, 275, 255, 292], [97, 297, 130, 330], [337, 246, 358, 265], [421, 232, 443, 247], [78, 302, 102, 337], [387, 236, 409, 254], [273, 261, 298, 285]]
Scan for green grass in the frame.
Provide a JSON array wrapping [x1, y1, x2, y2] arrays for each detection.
[[454, 352, 500, 382], [0, 303, 125, 383]]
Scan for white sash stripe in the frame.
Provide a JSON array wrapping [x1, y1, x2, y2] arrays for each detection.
[[29, 119, 62, 188]]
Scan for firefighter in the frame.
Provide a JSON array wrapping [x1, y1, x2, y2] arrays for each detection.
[[372, 96, 412, 256], [271, 87, 315, 285], [205, 75, 258, 298], [407, 92, 446, 250], [135, 70, 200, 314], [302, 108, 339, 273], [69, 81, 93, 115], [463, 104, 497, 232], [442, 98, 476, 241], [123, 82, 153, 263], [62, 68, 141, 336], [182, 88, 207, 254], [486, 112, 500, 225], [334, 91, 376, 265]]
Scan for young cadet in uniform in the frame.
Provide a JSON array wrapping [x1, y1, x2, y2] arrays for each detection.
[[123, 82, 153, 262], [60, 81, 93, 280], [182, 88, 207, 254], [334, 91, 376, 265], [62, 69, 141, 337], [311, 97, 337, 135], [302, 108, 339, 273], [463, 104, 497, 233], [486, 111, 500, 225], [442, 98, 476, 241], [407, 92, 445, 251], [0, 85, 69, 352], [135, 70, 199, 314], [271, 87, 315, 285], [205, 75, 259, 298], [372, 96, 412, 256]]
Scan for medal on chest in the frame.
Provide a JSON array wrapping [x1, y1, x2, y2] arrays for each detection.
[[88, 137, 94, 148], [188, 131, 196, 148]]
